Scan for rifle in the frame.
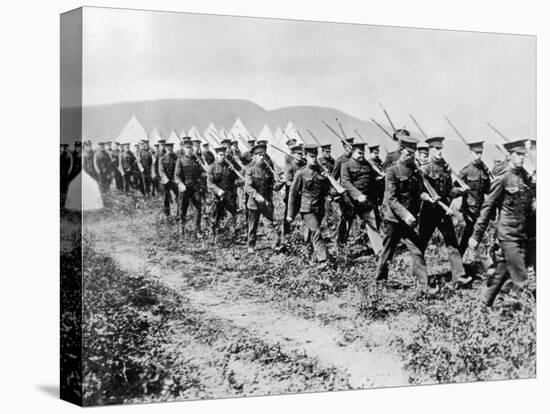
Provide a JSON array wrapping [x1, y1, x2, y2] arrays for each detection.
[[379, 103, 397, 132], [371, 118, 394, 140], [225, 160, 245, 181], [416, 161, 454, 216], [486, 122, 511, 143], [336, 118, 347, 139], [270, 143, 345, 194], [352, 129, 386, 177]]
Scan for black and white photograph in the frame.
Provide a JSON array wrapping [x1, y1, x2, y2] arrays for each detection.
[[58, 4, 537, 408]]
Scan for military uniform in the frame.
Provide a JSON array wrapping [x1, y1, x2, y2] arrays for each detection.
[[288, 160, 330, 262], [110, 147, 123, 191], [282, 152, 305, 236], [82, 147, 96, 180], [418, 140, 467, 284], [69, 143, 81, 182], [340, 153, 383, 254], [152, 145, 166, 196], [174, 153, 204, 233], [332, 151, 354, 245], [137, 147, 154, 196], [94, 146, 112, 193], [207, 157, 241, 233], [60, 145, 73, 207], [158, 150, 178, 216], [244, 156, 284, 249], [472, 141, 535, 306], [375, 140, 431, 288], [457, 158, 491, 254], [120, 148, 138, 194]]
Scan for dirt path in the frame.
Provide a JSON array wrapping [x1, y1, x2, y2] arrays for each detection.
[[86, 214, 409, 390]]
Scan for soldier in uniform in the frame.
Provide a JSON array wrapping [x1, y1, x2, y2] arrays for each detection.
[[60, 143, 73, 208], [417, 137, 471, 286], [202, 142, 215, 165], [137, 139, 154, 197], [207, 146, 243, 237], [318, 144, 335, 172], [416, 142, 430, 167], [282, 144, 305, 237], [375, 136, 438, 294], [152, 140, 166, 196], [82, 140, 97, 181], [158, 143, 178, 216], [382, 129, 409, 170], [457, 141, 491, 255], [340, 142, 383, 255], [111, 142, 123, 191], [469, 139, 535, 307], [69, 141, 82, 182], [241, 138, 256, 166], [369, 144, 385, 209], [174, 139, 205, 236], [244, 143, 285, 252], [332, 137, 355, 246], [94, 142, 112, 194], [119, 143, 138, 194], [287, 144, 331, 264]]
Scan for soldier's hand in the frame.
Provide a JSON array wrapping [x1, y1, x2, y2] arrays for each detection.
[[431, 194, 441, 203], [178, 183, 187, 193], [468, 237, 479, 251], [404, 214, 417, 227], [357, 194, 367, 203], [217, 189, 225, 197], [286, 216, 293, 223], [256, 194, 265, 203]]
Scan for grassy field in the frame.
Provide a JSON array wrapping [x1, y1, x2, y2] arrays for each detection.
[[63, 191, 536, 405]]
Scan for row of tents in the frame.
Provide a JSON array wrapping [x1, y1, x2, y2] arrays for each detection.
[[115, 115, 307, 167]]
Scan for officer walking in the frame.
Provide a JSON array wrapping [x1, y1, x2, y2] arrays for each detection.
[[332, 137, 355, 247], [82, 140, 97, 180], [469, 139, 535, 306], [282, 144, 305, 237], [287, 144, 330, 265], [158, 143, 178, 217], [94, 142, 112, 193], [137, 139, 154, 197]]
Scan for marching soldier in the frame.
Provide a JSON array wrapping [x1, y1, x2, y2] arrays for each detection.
[[241, 138, 256, 166], [468, 139, 535, 307], [416, 142, 430, 167], [69, 141, 81, 182], [152, 139, 167, 196], [94, 142, 112, 193], [340, 142, 383, 255], [207, 146, 243, 236], [318, 144, 335, 172], [375, 136, 438, 294], [369, 144, 385, 209], [332, 137, 355, 247], [457, 141, 491, 255], [158, 142, 178, 216], [244, 143, 284, 252], [287, 144, 330, 264], [202, 142, 215, 165], [137, 139, 154, 197], [418, 136, 471, 286], [82, 140, 97, 180], [282, 144, 305, 237], [119, 143, 138, 194], [60, 143, 73, 208], [174, 139, 205, 236]]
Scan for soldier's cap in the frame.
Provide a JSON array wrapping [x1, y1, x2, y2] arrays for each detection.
[[165, 142, 175, 148], [60, 143, 69, 148], [221, 138, 232, 145], [98, 142, 105, 146], [112, 141, 120, 145], [528, 139, 536, 150], [154, 144, 159, 147], [247, 137, 256, 143], [398, 135, 419, 152], [257, 139, 268, 145], [252, 143, 267, 154], [182, 136, 192, 141], [74, 141, 82, 147], [467, 141, 484, 152], [84, 140, 92, 145], [345, 137, 355, 145], [123, 142, 131, 146], [140, 139, 149, 144], [321, 144, 332, 150], [417, 142, 430, 153], [503, 139, 529, 154], [285, 138, 297, 145], [351, 142, 366, 151], [192, 139, 202, 144], [202, 141, 210, 146], [182, 139, 193, 147], [303, 144, 318, 155], [104, 141, 112, 145], [393, 128, 410, 141], [425, 136, 445, 149], [368, 144, 380, 152], [290, 144, 304, 154], [157, 139, 166, 144], [214, 146, 227, 153]]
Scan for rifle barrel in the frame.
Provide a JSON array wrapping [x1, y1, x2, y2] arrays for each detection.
[[486, 122, 511, 143], [379, 103, 397, 132], [444, 116, 470, 147], [409, 114, 428, 139]]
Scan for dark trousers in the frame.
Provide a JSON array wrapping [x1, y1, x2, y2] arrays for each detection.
[[302, 211, 328, 262], [375, 220, 428, 285], [484, 240, 528, 306], [352, 203, 383, 255], [178, 189, 202, 232], [113, 169, 123, 191], [122, 173, 132, 194], [211, 196, 238, 232], [419, 207, 465, 282], [282, 186, 292, 236], [60, 176, 70, 208], [247, 203, 277, 248], [98, 172, 110, 194], [336, 197, 354, 244], [141, 171, 153, 196], [163, 181, 178, 216]]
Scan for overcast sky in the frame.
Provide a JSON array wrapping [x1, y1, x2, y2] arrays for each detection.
[[82, 7, 536, 139]]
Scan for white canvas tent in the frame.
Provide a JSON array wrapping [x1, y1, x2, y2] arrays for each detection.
[[230, 118, 254, 152], [258, 125, 275, 144], [117, 115, 148, 147], [166, 130, 180, 145], [65, 170, 103, 211], [179, 128, 187, 138], [283, 121, 304, 144], [149, 126, 162, 142], [269, 126, 286, 167], [187, 126, 202, 141]]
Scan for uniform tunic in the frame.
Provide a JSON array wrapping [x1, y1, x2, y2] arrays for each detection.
[[207, 160, 241, 230], [174, 154, 204, 230], [472, 165, 535, 306], [332, 153, 354, 244], [158, 153, 178, 215]]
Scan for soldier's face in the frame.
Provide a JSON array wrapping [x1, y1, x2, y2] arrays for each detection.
[[306, 152, 317, 165], [106, 144, 112, 150], [371, 150, 380, 159], [74, 146, 81, 153], [471, 150, 483, 162], [430, 147, 443, 160], [254, 152, 265, 163], [141, 143, 149, 150], [401, 148, 416, 164], [166, 146, 173, 154], [352, 149, 365, 161], [510, 151, 525, 168], [417, 151, 429, 163], [184, 146, 193, 156], [160, 144, 166, 151], [322, 149, 331, 156], [294, 152, 304, 161]]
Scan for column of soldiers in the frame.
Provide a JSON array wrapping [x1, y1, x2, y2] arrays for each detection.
[[62, 126, 535, 307]]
